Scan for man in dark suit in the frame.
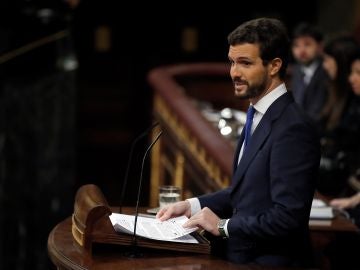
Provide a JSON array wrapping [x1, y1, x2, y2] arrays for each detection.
[[157, 18, 320, 267], [290, 22, 329, 121]]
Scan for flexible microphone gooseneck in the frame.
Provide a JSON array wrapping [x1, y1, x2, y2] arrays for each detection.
[[128, 130, 163, 258], [119, 122, 159, 213]]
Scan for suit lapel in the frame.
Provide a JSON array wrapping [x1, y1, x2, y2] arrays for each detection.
[[233, 131, 245, 173], [231, 92, 293, 190], [232, 114, 272, 187]]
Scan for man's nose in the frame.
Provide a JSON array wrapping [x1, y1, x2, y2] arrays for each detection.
[[231, 65, 242, 78]]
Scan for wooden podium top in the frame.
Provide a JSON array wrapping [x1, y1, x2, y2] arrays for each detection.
[[48, 216, 292, 270], [48, 209, 357, 270], [48, 183, 357, 270]]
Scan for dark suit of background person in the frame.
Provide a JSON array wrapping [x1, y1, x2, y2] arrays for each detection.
[[290, 22, 329, 122], [157, 18, 321, 267], [291, 64, 329, 120]]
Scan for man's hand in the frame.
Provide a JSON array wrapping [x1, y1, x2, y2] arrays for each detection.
[[183, 207, 221, 236], [156, 200, 192, 221]]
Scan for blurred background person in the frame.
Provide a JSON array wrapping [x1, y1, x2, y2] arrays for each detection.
[[329, 48, 360, 225], [325, 49, 360, 270], [316, 34, 360, 197], [290, 22, 329, 121]]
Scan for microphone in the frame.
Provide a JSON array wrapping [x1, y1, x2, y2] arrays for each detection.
[[128, 130, 163, 258], [119, 121, 159, 213]]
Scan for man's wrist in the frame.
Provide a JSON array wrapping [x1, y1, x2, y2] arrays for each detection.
[[217, 219, 229, 238]]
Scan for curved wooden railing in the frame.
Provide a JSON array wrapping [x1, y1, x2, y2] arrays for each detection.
[[147, 63, 248, 205]]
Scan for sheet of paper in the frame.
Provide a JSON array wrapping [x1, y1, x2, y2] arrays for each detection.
[[312, 198, 327, 208], [310, 198, 334, 219], [310, 206, 334, 219], [109, 213, 199, 243]]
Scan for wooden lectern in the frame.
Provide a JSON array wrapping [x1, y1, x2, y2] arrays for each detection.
[[71, 184, 210, 254], [71, 184, 113, 251]]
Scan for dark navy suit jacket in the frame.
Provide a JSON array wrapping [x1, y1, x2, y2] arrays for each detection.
[[199, 92, 320, 266], [290, 62, 329, 121]]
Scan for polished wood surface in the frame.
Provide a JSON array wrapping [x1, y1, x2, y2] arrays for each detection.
[[309, 215, 357, 232], [48, 216, 298, 270], [72, 184, 113, 251], [48, 206, 358, 270]]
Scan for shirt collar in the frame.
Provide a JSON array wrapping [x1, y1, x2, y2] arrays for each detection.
[[301, 60, 320, 77], [252, 83, 287, 115]]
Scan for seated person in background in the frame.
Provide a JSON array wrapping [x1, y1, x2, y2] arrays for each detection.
[[330, 172, 360, 212], [290, 22, 329, 121], [316, 35, 360, 197], [330, 50, 360, 227]]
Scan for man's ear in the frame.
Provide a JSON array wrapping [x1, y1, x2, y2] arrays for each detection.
[[269, 58, 282, 76]]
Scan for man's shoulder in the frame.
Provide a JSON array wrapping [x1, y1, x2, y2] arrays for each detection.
[[272, 94, 318, 130], [312, 64, 330, 81]]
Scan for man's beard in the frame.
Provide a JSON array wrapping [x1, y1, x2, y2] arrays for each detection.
[[300, 56, 318, 67], [233, 76, 268, 99]]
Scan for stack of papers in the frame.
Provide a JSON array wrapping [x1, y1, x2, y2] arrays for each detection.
[[310, 199, 334, 219], [109, 213, 199, 243]]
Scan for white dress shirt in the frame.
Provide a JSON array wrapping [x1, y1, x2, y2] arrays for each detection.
[[187, 83, 287, 237], [301, 60, 319, 85]]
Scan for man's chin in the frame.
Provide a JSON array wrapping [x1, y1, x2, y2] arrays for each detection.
[[300, 59, 314, 66], [234, 91, 250, 99]]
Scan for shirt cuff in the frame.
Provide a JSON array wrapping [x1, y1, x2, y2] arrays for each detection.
[[186, 198, 201, 216]]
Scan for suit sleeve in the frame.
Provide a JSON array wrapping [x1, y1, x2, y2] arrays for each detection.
[[198, 187, 233, 218], [228, 122, 320, 239]]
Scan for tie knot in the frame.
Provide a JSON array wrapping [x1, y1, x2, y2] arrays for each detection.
[[246, 105, 256, 121]]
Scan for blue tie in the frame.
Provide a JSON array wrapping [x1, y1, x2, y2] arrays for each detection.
[[244, 105, 256, 148]]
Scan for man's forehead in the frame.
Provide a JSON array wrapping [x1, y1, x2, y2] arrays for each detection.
[[228, 43, 260, 58]]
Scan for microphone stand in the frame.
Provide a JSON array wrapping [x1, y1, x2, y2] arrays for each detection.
[[124, 130, 163, 258], [119, 122, 159, 213]]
